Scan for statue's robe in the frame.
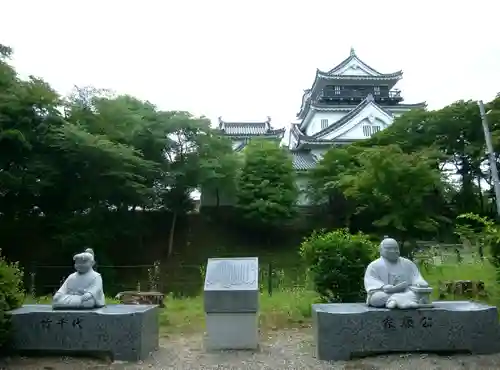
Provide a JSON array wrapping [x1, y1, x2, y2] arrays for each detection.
[[364, 257, 428, 308], [52, 270, 105, 309]]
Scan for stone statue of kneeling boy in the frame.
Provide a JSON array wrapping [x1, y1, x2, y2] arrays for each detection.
[[52, 248, 105, 309], [364, 237, 433, 309]]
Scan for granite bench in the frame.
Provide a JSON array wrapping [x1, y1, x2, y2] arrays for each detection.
[[312, 301, 500, 361], [7, 304, 159, 362]]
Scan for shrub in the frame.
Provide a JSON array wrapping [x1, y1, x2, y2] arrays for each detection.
[[0, 251, 24, 347], [456, 213, 500, 267], [300, 229, 376, 303]]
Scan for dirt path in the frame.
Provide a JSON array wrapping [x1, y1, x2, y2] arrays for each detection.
[[3, 328, 500, 369]]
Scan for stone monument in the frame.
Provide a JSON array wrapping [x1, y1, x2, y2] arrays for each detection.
[[311, 237, 500, 361], [7, 249, 159, 361], [203, 257, 259, 350], [52, 248, 105, 309]]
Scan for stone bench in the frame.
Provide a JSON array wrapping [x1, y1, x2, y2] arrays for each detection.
[[312, 301, 500, 361], [7, 304, 159, 362]]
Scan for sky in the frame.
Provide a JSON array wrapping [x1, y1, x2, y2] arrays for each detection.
[[1, 0, 499, 130]]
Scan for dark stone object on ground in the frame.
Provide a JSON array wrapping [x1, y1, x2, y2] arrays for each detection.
[[115, 291, 165, 308], [7, 304, 159, 362], [312, 301, 500, 361], [438, 280, 486, 298]]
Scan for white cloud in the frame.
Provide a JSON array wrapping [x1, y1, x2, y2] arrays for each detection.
[[1, 0, 499, 128]]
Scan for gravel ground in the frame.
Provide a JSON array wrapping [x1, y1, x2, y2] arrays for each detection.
[[3, 328, 500, 369]]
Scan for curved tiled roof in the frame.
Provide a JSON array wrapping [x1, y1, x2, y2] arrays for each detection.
[[218, 117, 285, 139], [297, 48, 404, 119], [290, 150, 318, 171], [310, 95, 384, 140], [308, 69, 403, 103], [292, 95, 414, 149], [318, 69, 403, 80], [325, 48, 402, 77], [290, 124, 337, 150]]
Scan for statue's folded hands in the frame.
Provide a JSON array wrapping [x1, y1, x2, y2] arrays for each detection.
[[382, 281, 408, 294], [81, 292, 94, 302]]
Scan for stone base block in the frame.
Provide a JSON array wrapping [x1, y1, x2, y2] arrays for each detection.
[[204, 289, 259, 313], [8, 304, 159, 362], [205, 312, 258, 350], [312, 301, 500, 362]]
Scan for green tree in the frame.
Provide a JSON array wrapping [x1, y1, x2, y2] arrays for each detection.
[[198, 133, 238, 208], [339, 145, 449, 246], [236, 140, 298, 230], [300, 229, 376, 302], [158, 112, 235, 255], [361, 99, 500, 216], [64, 93, 235, 256], [307, 145, 363, 227], [0, 45, 234, 264], [0, 43, 63, 221]]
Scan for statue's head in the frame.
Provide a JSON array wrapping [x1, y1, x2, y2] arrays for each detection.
[[380, 236, 400, 262], [73, 248, 95, 274]]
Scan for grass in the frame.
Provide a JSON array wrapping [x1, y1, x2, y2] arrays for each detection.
[[157, 288, 318, 333], [421, 257, 499, 304], [24, 289, 319, 334], [25, 257, 499, 334]]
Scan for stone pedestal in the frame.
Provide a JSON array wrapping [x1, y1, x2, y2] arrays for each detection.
[[312, 301, 500, 361], [205, 312, 258, 350], [8, 304, 159, 362], [204, 257, 259, 350]]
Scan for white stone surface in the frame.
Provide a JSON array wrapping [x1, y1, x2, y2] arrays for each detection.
[[204, 312, 258, 350], [204, 257, 258, 291]]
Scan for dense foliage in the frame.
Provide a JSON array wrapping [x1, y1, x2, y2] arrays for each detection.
[[455, 213, 500, 270], [0, 44, 235, 261], [1, 40, 500, 278], [308, 96, 500, 248], [0, 251, 24, 347], [300, 229, 376, 302], [236, 139, 298, 230]]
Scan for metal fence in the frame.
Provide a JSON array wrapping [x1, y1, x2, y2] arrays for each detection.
[[26, 245, 478, 298], [25, 262, 161, 298], [25, 261, 309, 298]]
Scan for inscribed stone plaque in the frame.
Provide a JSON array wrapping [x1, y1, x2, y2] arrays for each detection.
[[204, 257, 259, 313], [8, 304, 159, 362], [312, 301, 500, 361]]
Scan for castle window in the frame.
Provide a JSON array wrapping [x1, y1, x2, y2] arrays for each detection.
[[363, 125, 371, 137], [334, 86, 341, 95], [374, 86, 381, 96], [320, 119, 328, 129], [363, 125, 381, 137]]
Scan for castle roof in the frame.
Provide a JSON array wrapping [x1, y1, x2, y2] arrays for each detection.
[[218, 117, 285, 139]]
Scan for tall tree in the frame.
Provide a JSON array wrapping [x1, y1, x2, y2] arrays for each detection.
[[361, 99, 500, 216], [307, 145, 363, 227], [1, 44, 235, 261], [0, 44, 63, 220], [236, 140, 298, 231], [339, 145, 449, 245]]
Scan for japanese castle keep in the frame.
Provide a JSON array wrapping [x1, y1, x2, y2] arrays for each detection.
[[201, 48, 426, 207]]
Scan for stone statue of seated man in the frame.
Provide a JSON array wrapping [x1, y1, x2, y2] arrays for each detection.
[[52, 248, 105, 310], [364, 237, 432, 309]]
